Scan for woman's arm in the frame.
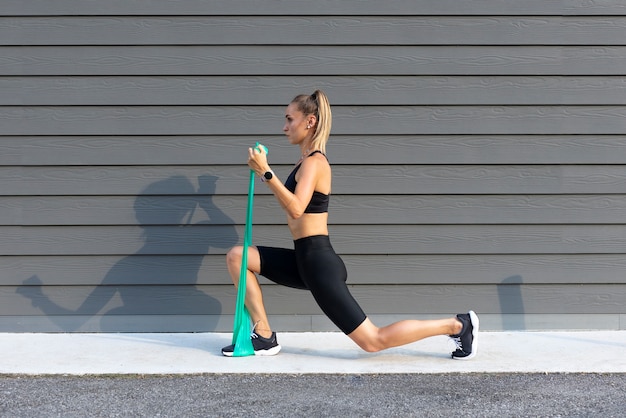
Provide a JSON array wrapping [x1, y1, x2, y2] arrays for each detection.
[[247, 147, 326, 219]]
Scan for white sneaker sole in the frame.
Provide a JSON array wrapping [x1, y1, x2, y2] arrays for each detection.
[[222, 344, 281, 357], [254, 344, 282, 356]]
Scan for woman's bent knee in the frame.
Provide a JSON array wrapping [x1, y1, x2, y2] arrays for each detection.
[[225, 246, 244, 285], [349, 320, 386, 353], [226, 246, 244, 265], [225, 245, 260, 278], [358, 340, 384, 353]]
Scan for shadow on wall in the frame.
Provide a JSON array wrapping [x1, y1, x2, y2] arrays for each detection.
[[497, 275, 526, 331], [17, 175, 238, 332]]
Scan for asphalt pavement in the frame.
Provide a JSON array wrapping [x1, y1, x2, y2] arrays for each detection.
[[1, 373, 625, 417]]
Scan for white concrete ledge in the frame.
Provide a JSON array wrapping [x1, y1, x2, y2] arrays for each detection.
[[2, 331, 625, 375]]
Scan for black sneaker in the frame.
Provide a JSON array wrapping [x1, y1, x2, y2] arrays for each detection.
[[450, 311, 479, 360], [222, 331, 281, 357]]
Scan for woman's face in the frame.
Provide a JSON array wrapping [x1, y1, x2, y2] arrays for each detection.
[[283, 103, 314, 145]]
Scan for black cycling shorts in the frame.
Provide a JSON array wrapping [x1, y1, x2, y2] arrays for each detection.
[[257, 235, 367, 334]]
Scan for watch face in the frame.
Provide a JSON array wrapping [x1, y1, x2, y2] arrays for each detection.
[[264, 171, 273, 180]]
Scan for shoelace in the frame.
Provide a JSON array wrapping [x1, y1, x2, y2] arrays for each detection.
[[250, 321, 260, 339], [250, 321, 274, 341], [450, 335, 463, 351]]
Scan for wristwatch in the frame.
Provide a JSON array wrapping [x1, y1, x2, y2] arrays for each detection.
[[262, 170, 274, 182]]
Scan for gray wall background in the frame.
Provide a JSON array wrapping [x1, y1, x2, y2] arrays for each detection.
[[2, 0, 625, 332]]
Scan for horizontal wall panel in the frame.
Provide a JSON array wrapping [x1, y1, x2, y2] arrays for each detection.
[[0, 135, 279, 166], [349, 284, 626, 315], [1, 255, 229, 286], [0, 225, 243, 256], [0, 166, 247, 196], [3, 165, 626, 196], [3, 0, 626, 16], [329, 165, 626, 195], [5, 284, 225, 317], [3, 254, 626, 286], [6, 76, 626, 106], [5, 46, 626, 76], [0, 314, 229, 333], [330, 195, 626, 225], [5, 195, 626, 226], [0, 195, 241, 226], [5, 106, 626, 135], [4, 135, 626, 166], [326, 135, 626, 165], [3, 225, 626, 255], [5, 284, 625, 317], [5, 17, 626, 46], [338, 254, 626, 286]]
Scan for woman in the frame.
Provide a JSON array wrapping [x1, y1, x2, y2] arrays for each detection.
[[222, 90, 479, 359]]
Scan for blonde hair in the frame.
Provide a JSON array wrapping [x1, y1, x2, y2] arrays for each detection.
[[290, 90, 332, 154]]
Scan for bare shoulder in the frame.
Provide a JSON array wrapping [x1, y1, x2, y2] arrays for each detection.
[[302, 152, 330, 171], [298, 152, 331, 192]]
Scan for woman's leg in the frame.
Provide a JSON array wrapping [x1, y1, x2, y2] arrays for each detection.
[[347, 317, 463, 353], [225, 245, 273, 338], [293, 236, 464, 353]]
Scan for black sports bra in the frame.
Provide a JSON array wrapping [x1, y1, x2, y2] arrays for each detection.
[[284, 151, 330, 214]]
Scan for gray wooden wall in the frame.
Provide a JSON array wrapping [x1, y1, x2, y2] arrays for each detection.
[[2, 0, 625, 332]]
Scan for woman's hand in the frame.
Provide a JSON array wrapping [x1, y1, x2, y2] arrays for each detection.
[[247, 146, 270, 176]]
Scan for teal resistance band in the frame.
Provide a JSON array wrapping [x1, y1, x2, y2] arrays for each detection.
[[231, 142, 268, 357]]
